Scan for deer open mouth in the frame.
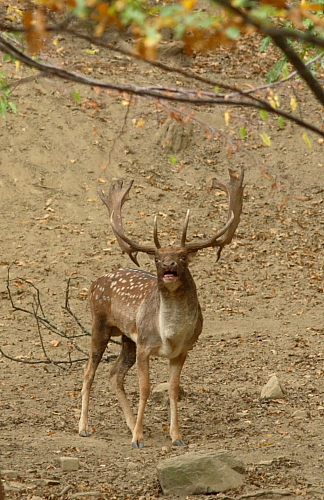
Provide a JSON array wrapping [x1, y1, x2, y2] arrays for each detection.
[[163, 270, 178, 281]]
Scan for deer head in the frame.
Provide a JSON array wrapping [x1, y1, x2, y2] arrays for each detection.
[[98, 167, 244, 269]]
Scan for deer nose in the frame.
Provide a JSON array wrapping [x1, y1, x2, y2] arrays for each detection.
[[162, 261, 176, 270]]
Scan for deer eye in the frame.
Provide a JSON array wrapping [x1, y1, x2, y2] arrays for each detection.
[[155, 257, 160, 264], [180, 255, 187, 262]]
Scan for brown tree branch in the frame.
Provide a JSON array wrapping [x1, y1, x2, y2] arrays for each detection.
[[0, 34, 323, 138], [215, 0, 324, 106]]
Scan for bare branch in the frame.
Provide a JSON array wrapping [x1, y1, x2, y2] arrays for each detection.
[[0, 34, 323, 138], [2, 268, 119, 369], [63, 276, 91, 336], [216, 0, 324, 106]]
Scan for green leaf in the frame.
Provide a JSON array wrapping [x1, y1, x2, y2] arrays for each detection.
[[303, 18, 314, 29], [259, 36, 271, 53], [239, 126, 246, 139], [266, 59, 287, 83], [232, 0, 251, 7], [0, 101, 7, 118], [260, 133, 271, 147], [214, 86, 220, 94], [74, 0, 88, 17], [302, 133, 312, 148], [8, 101, 17, 114], [144, 26, 161, 45], [225, 26, 240, 40], [250, 5, 277, 21], [259, 109, 268, 121], [169, 155, 177, 165], [72, 90, 81, 104], [159, 4, 183, 17], [121, 4, 146, 26], [278, 116, 285, 129]]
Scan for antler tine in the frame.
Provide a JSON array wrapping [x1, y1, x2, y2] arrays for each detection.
[[99, 180, 160, 265], [185, 211, 234, 253], [153, 216, 161, 249], [110, 211, 157, 255], [181, 209, 190, 247], [184, 166, 244, 255]]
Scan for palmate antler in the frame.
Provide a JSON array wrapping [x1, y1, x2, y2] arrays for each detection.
[[98, 180, 142, 266], [99, 167, 244, 263], [210, 166, 245, 261]]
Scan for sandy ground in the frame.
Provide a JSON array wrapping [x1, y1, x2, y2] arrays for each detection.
[[1, 26, 324, 499]]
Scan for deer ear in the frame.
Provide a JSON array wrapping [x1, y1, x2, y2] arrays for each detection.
[[187, 251, 198, 262]]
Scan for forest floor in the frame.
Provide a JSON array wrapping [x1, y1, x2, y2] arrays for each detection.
[[1, 20, 324, 500]]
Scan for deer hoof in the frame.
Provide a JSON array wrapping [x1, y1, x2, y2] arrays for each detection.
[[79, 430, 90, 437], [172, 440, 185, 446], [132, 440, 144, 448]]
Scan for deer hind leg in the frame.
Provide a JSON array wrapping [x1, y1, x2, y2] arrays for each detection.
[[109, 334, 137, 433], [169, 352, 187, 446], [79, 316, 111, 437]]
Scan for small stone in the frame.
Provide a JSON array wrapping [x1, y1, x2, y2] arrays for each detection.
[[36, 479, 61, 486], [261, 375, 286, 400], [152, 382, 185, 403], [4, 481, 35, 493], [70, 492, 105, 499], [59, 457, 80, 472], [292, 409, 308, 419], [1, 470, 20, 479]]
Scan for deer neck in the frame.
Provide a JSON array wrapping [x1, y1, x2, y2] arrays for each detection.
[[157, 271, 199, 345]]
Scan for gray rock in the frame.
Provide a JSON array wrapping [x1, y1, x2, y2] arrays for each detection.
[[70, 492, 105, 499], [292, 409, 308, 419], [1, 470, 19, 479], [59, 457, 79, 471], [4, 481, 35, 493], [261, 375, 286, 400], [155, 119, 194, 153], [157, 449, 245, 495]]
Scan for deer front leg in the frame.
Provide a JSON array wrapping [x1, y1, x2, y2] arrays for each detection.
[[132, 346, 150, 448], [169, 352, 187, 446]]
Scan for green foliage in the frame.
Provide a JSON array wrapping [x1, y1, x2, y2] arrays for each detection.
[[225, 26, 240, 40], [266, 59, 288, 83], [259, 36, 272, 53], [0, 72, 17, 118], [239, 126, 246, 139], [72, 90, 81, 105]]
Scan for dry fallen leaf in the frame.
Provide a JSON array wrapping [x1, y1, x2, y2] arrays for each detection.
[[50, 339, 61, 347]]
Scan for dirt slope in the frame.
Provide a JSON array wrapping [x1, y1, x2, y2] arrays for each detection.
[[1, 29, 324, 499]]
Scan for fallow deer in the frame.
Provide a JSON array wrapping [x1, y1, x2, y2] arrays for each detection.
[[79, 168, 244, 448]]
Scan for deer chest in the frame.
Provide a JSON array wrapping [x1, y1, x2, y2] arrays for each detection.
[[155, 299, 200, 358]]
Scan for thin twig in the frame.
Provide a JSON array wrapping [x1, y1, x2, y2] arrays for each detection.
[[108, 94, 133, 165], [9, 71, 49, 92], [63, 276, 91, 336], [2, 268, 119, 369]]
